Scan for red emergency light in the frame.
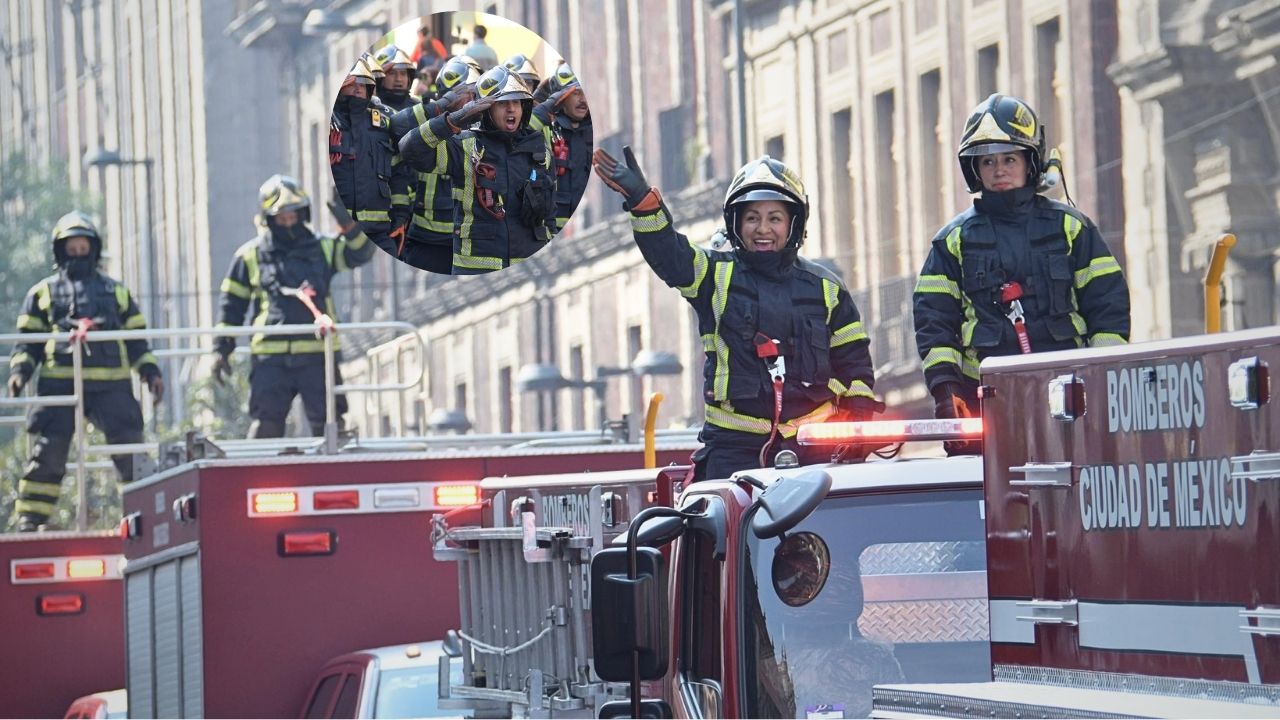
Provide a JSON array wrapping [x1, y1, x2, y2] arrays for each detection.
[[433, 484, 480, 507], [13, 561, 55, 581], [66, 559, 106, 579], [313, 490, 360, 511], [37, 592, 85, 616], [252, 491, 300, 514], [278, 530, 336, 557], [797, 418, 984, 445]]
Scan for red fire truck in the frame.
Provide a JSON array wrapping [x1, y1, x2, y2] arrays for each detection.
[[870, 326, 1280, 717], [119, 439, 694, 719], [0, 531, 125, 719]]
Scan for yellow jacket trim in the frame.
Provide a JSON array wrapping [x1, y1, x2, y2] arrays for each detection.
[[17, 314, 48, 331], [915, 274, 961, 299], [923, 346, 962, 371], [1074, 256, 1121, 289], [831, 321, 868, 348]]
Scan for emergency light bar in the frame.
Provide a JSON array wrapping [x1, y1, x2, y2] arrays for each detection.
[[10, 555, 124, 585], [247, 481, 482, 518], [796, 418, 983, 445]]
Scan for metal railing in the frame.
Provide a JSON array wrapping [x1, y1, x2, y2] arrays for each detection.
[[0, 321, 424, 530]]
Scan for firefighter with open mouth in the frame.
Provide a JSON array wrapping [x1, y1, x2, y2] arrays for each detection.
[[398, 65, 557, 274], [8, 212, 163, 531], [212, 175, 375, 439], [593, 148, 880, 481], [913, 93, 1131, 435]]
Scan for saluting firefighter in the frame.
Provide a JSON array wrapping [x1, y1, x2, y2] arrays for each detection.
[[913, 94, 1130, 428], [7, 212, 164, 532], [593, 149, 880, 481], [388, 56, 483, 273], [371, 44, 418, 112], [330, 57, 413, 257], [398, 65, 557, 274], [213, 175, 375, 439], [529, 62, 593, 232]]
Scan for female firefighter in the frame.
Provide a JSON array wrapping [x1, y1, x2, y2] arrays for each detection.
[[913, 94, 1131, 426], [593, 148, 879, 481]]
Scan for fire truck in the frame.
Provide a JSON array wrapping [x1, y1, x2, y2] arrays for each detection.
[[868, 325, 1280, 718], [119, 437, 695, 719], [1, 530, 125, 719]]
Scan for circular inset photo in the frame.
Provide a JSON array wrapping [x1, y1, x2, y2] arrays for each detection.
[[329, 12, 593, 276]]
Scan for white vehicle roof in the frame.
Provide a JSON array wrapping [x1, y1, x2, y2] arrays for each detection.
[[730, 453, 983, 495]]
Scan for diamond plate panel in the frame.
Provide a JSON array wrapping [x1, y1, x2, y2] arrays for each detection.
[[860, 599, 990, 643], [860, 541, 985, 575]]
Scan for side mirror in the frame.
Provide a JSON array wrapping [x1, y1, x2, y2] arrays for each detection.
[[590, 546, 669, 682], [750, 470, 832, 538]]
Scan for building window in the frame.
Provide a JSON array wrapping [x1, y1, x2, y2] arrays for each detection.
[[914, 0, 938, 32], [919, 69, 945, 233], [977, 44, 999, 99], [765, 134, 784, 161], [498, 367, 513, 434], [454, 381, 468, 421], [569, 344, 585, 431], [827, 27, 850, 72], [874, 90, 899, 279], [869, 9, 892, 55], [1035, 19, 1063, 148], [830, 108, 854, 273]]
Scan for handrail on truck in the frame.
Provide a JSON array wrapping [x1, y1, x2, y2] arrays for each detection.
[[1204, 233, 1236, 334]]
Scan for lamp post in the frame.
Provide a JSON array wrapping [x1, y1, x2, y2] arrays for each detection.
[[517, 350, 683, 433], [83, 149, 158, 330]]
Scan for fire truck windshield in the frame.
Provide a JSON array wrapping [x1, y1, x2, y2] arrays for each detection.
[[741, 489, 990, 718]]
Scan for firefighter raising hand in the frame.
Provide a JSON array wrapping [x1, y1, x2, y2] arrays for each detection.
[[592, 146, 660, 212]]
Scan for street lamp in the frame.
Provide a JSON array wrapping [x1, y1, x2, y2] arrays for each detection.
[[427, 408, 472, 434], [516, 350, 683, 432], [83, 148, 158, 330]]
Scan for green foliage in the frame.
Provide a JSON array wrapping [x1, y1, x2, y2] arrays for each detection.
[[0, 426, 121, 532], [156, 353, 253, 441]]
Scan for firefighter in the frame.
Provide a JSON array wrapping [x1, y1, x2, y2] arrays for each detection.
[[388, 56, 483, 274], [913, 93, 1130, 427], [593, 149, 880, 481], [529, 62, 592, 231], [212, 175, 375, 438], [330, 57, 412, 257], [502, 54, 540, 93], [372, 45, 417, 112], [7, 212, 164, 532], [398, 65, 557, 274]]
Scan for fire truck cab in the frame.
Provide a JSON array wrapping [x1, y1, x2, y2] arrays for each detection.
[[591, 422, 991, 719], [868, 327, 1280, 717]]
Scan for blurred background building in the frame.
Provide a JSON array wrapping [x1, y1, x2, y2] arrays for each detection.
[[3, 0, 1278, 440]]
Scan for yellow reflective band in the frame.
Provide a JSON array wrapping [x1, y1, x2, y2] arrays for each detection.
[[36, 283, 52, 312], [822, 279, 839, 324], [1074, 256, 1121, 289], [1063, 214, 1083, 252], [42, 365, 133, 381], [631, 212, 669, 233], [418, 120, 445, 147], [711, 262, 734, 402], [345, 231, 369, 251], [132, 352, 158, 370], [459, 136, 478, 246], [123, 314, 147, 330], [243, 248, 260, 289], [828, 378, 875, 399], [962, 349, 981, 380], [705, 404, 772, 434], [1070, 312, 1088, 336], [249, 338, 342, 354], [556, 216, 569, 229], [945, 226, 963, 261], [391, 194, 411, 206], [831, 321, 868, 348], [678, 243, 709, 298], [915, 274, 961, 299], [700, 334, 715, 352], [15, 498, 57, 516], [18, 479, 62, 497], [452, 254, 503, 270], [355, 210, 390, 223], [17, 314, 48, 331], [221, 278, 252, 299], [10, 351, 34, 369], [1091, 332, 1128, 347], [923, 346, 962, 370], [413, 214, 454, 233], [114, 284, 129, 314]]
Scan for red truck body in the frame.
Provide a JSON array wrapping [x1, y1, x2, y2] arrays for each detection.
[[121, 444, 691, 719], [0, 531, 124, 719]]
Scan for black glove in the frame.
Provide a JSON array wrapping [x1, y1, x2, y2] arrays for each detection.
[[446, 95, 495, 133], [211, 351, 233, 387], [931, 382, 982, 456], [426, 84, 474, 118], [327, 200, 356, 233], [592, 146, 659, 211], [536, 85, 581, 118], [841, 395, 886, 422], [7, 374, 24, 398]]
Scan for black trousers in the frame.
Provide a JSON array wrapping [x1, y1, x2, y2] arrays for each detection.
[[16, 379, 143, 524], [249, 355, 348, 436], [691, 425, 835, 483]]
